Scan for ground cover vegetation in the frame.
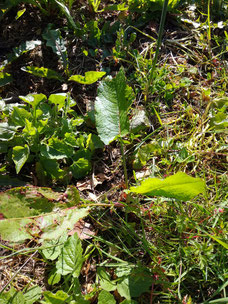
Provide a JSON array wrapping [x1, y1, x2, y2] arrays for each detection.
[[0, 0, 227, 303]]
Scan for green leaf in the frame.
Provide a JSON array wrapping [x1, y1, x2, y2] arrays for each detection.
[[207, 235, 228, 250], [98, 290, 116, 304], [97, 267, 116, 291], [42, 234, 68, 260], [21, 66, 64, 81], [129, 172, 206, 201], [12, 145, 30, 174], [49, 93, 67, 111], [48, 269, 62, 286], [11, 107, 32, 126], [54, 0, 79, 31], [117, 268, 153, 300], [15, 8, 26, 19], [56, 233, 84, 277], [40, 158, 65, 179], [42, 290, 70, 304], [40, 145, 69, 160], [23, 286, 42, 304], [19, 93, 47, 109], [70, 158, 92, 179], [0, 71, 12, 87], [95, 69, 133, 145], [69, 71, 106, 85], [0, 288, 25, 304], [0, 122, 17, 141]]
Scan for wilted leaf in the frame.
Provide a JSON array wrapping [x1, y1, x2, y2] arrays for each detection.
[[129, 172, 206, 201], [95, 69, 133, 145], [56, 233, 84, 277], [69, 71, 106, 85]]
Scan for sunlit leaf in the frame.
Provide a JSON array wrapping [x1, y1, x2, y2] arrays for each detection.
[[12, 144, 30, 174], [69, 71, 106, 85], [56, 233, 84, 277], [95, 69, 133, 144], [21, 66, 64, 81], [129, 172, 206, 201]]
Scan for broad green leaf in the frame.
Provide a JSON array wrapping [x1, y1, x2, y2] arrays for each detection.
[[19, 93, 47, 109], [48, 269, 62, 285], [69, 71, 106, 85], [11, 107, 32, 126], [0, 71, 12, 87], [0, 122, 17, 141], [97, 267, 116, 291], [12, 144, 30, 174], [70, 158, 92, 179], [49, 93, 67, 111], [129, 172, 206, 201], [40, 158, 65, 179], [0, 288, 25, 304], [48, 137, 74, 158], [117, 268, 153, 300], [98, 290, 116, 304], [42, 234, 68, 260], [95, 69, 133, 144], [56, 233, 84, 277], [42, 290, 70, 304], [40, 145, 69, 160], [23, 286, 42, 304], [21, 66, 64, 81]]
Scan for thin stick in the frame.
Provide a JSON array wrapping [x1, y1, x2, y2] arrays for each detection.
[[0, 250, 38, 294]]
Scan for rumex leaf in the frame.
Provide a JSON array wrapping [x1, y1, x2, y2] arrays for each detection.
[[129, 172, 206, 201], [95, 69, 133, 145]]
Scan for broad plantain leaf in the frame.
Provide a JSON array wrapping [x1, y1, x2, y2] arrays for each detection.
[[12, 144, 30, 174], [95, 69, 133, 144], [21, 66, 64, 81], [56, 233, 84, 277], [129, 172, 206, 201], [70, 158, 92, 179], [69, 71, 106, 84], [23, 286, 42, 304], [42, 290, 70, 304]]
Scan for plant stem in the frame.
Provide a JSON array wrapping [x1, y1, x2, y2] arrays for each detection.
[[119, 137, 128, 189], [145, 0, 169, 102]]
